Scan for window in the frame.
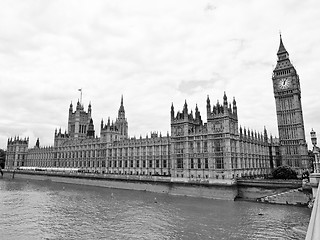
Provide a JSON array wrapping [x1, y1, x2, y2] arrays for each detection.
[[143, 160, 146, 168], [204, 141, 208, 152], [136, 160, 139, 168], [130, 160, 134, 168], [190, 158, 194, 169], [205, 158, 208, 169], [197, 159, 201, 169], [177, 158, 183, 169], [197, 142, 201, 152], [149, 160, 152, 168], [216, 158, 224, 169], [163, 160, 167, 168], [156, 160, 159, 168]]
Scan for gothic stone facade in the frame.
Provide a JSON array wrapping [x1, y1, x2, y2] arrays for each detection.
[[6, 94, 277, 180], [272, 35, 309, 171], [6, 37, 307, 180], [170, 93, 273, 180]]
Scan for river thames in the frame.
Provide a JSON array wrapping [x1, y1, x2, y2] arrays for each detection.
[[0, 178, 310, 240]]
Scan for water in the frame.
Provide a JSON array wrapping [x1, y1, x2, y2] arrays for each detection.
[[0, 178, 310, 240]]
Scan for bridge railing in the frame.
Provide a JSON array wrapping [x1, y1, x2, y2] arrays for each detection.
[[305, 182, 320, 240]]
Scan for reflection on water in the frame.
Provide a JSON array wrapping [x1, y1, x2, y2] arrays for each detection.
[[0, 178, 310, 240]]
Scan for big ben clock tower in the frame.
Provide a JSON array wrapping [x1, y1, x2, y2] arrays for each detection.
[[272, 35, 308, 171]]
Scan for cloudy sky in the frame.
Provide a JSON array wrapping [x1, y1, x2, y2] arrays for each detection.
[[0, 0, 319, 149]]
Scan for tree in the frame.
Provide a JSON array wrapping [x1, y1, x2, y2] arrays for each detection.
[[0, 149, 5, 169], [272, 165, 298, 179]]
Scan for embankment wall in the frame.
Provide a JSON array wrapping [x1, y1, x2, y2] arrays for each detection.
[[3, 171, 309, 205], [237, 179, 302, 200], [3, 171, 238, 200]]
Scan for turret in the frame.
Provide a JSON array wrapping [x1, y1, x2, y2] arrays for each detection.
[[206, 95, 211, 115], [264, 127, 268, 143], [183, 100, 188, 118], [171, 103, 174, 120], [118, 95, 125, 119], [76, 99, 82, 110], [88, 102, 92, 116], [87, 118, 95, 138], [195, 104, 200, 120], [232, 97, 237, 115], [223, 92, 228, 107], [69, 102, 73, 113]]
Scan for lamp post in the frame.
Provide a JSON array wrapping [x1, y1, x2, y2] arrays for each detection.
[[310, 129, 320, 197], [311, 129, 320, 173]]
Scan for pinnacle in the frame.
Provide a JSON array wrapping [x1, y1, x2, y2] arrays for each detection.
[[277, 34, 287, 55]]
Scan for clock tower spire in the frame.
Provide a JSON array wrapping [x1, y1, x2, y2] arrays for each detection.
[[272, 35, 308, 172]]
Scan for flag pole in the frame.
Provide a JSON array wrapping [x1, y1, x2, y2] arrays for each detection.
[[78, 88, 82, 104]]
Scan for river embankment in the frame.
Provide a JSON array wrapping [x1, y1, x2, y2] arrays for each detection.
[[2, 170, 311, 205]]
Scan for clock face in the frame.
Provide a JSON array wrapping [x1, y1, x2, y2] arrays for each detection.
[[278, 77, 291, 90]]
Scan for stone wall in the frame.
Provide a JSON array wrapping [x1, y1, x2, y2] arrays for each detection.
[[4, 171, 238, 200]]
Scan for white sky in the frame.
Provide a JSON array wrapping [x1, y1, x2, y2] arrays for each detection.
[[0, 0, 319, 150]]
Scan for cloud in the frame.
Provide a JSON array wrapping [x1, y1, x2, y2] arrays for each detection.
[[0, 0, 319, 150]]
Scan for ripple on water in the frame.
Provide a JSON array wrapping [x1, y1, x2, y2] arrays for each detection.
[[0, 179, 311, 240]]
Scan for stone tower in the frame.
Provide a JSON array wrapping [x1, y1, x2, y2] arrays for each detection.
[[206, 92, 239, 178], [115, 95, 128, 139], [170, 100, 204, 178], [272, 35, 308, 171], [6, 136, 29, 168], [100, 96, 128, 143], [68, 100, 92, 139]]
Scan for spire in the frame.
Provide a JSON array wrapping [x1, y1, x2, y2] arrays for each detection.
[[277, 33, 288, 55], [223, 91, 228, 106], [87, 118, 95, 137], [171, 102, 174, 120], [183, 100, 188, 114], [206, 95, 211, 114], [264, 126, 268, 142], [101, 118, 104, 129], [88, 101, 92, 114], [232, 97, 237, 115], [207, 95, 210, 105], [118, 95, 125, 118], [274, 34, 294, 73]]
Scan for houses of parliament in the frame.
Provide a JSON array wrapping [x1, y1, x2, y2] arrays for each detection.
[[5, 36, 309, 181]]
